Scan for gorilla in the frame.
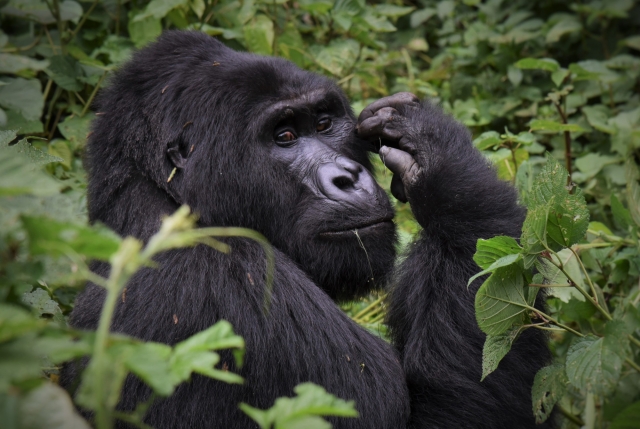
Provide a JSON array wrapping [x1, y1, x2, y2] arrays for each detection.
[[63, 31, 551, 428]]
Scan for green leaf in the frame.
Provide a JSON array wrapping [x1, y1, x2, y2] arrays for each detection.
[[582, 105, 616, 134], [1, 0, 82, 24], [373, 5, 414, 18], [566, 321, 630, 395], [521, 205, 548, 267], [515, 58, 560, 72], [18, 383, 91, 429], [622, 35, 640, 51], [529, 119, 585, 133], [575, 153, 619, 178], [0, 78, 43, 121], [0, 136, 62, 197], [507, 65, 523, 87], [551, 68, 569, 87], [611, 194, 633, 229], [534, 249, 586, 303], [21, 215, 121, 260], [240, 383, 358, 429], [473, 131, 502, 150], [58, 113, 94, 149], [133, 0, 188, 21], [0, 304, 44, 343], [473, 236, 522, 269], [475, 265, 532, 336], [22, 288, 65, 325], [532, 364, 568, 424], [48, 140, 72, 169], [0, 54, 49, 74], [125, 342, 175, 396], [481, 326, 521, 381], [311, 40, 359, 77], [128, 15, 162, 48], [611, 401, 640, 429], [46, 55, 84, 92], [170, 321, 245, 384], [410, 8, 436, 28], [546, 17, 581, 44], [244, 15, 274, 55]]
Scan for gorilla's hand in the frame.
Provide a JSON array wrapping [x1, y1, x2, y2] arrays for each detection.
[[356, 92, 423, 203]]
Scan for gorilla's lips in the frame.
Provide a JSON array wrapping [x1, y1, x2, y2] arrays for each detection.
[[318, 216, 394, 238]]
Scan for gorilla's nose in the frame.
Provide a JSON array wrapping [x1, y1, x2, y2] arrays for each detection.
[[318, 157, 377, 201]]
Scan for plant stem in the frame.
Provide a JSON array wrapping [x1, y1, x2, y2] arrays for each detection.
[[81, 71, 107, 117], [531, 307, 583, 337], [625, 357, 640, 373], [569, 247, 598, 302], [629, 334, 640, 348], [70, 0, 99, 39], [352, 295, 385, 321], [553, 101, 572, 184], [558, 405, 584, 426]]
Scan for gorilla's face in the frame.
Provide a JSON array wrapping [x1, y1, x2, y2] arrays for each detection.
[[257, 87, 397, 300], [137, 36, 398, 300]]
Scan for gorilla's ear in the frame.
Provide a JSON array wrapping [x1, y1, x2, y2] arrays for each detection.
[[167, 137, 190, 169]]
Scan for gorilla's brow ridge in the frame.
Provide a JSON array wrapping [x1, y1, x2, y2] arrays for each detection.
[[257, 89, 345, 126]]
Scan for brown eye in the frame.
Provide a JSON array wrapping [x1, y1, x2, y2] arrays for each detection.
[[276, 130, 296, 143], [316, 118, 331, 132]]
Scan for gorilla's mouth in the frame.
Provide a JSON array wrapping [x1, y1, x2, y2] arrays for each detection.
[[318, 217, 394, 238]]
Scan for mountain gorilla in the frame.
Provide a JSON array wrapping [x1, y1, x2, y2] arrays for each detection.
[[64, 31, 551, 428]]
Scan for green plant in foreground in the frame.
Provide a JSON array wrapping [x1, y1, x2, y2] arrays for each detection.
[[470, 156, 640, 428]]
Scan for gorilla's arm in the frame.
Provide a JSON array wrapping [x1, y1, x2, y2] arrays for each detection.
[[358, 94, 551, 428]]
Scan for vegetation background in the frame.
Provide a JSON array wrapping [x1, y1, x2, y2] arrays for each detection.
[[1, 0, 639, 428]]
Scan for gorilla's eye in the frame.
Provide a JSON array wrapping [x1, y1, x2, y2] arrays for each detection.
[[316, 118, 332, 132], [276, 130, 297, 144]]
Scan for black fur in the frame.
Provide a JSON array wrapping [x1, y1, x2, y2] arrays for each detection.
[[62, 31, 551, 429]]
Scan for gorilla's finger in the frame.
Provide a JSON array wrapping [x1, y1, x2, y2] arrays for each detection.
[[390, 174, 408, 203], [358, 92, 420, 123], [356, 107, 398, 139], [379, 146, 421, 189]]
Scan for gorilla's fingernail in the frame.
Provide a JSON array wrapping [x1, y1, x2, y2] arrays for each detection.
[[379, 146, 389, 156]]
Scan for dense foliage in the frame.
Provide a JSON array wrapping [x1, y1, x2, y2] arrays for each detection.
[[1, 0, 639, 428]]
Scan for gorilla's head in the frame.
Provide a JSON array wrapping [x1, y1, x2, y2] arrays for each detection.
[[87, 31, 396, 300]]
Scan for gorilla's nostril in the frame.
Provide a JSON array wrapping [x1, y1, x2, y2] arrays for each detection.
[[333, 176, 354, 190]]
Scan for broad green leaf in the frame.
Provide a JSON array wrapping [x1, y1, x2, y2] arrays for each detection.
[[611, 401, 640, 429], [0, 78, 43, 121], [473, 236, 522, 269], [128, 15, 162, 48], [534, 249, 586, 303], [529, 119, 585, 133], [575, 153, 619, 178], [611, 194, 633, 229], [622, 35, 640, 51], [410, 8, 436, 28], [0, 304, 44, 343], [515, 58, 559, 72], [244, 15, 274, 55], [532, 364, 568, 424], [507, 65, 523, 86], [133, 0, 188, 21], [58, 113, 94, 149], [312, 40, 359, 77], [0, 135, 62, 197], [0, 0, 82, 24], [521, 205, 548, 267], [582, 105, 616, 134], [19, 383, 91, 429], [570, 60, 620, 84], [481, 326, 521, 381], [468, 253, 521, 286], [473, 131, 502, 150], [298, 0, 333, 14], [22, 288, 65, 325], [170, 321, 245, 384], [373, 5, 414, 18], [0, 54, 49, 74], [551, 68, 570, 87], [566, 321, 630, 395], [21, 215, 121, 260], [46, 55, 84, 92], [240, 383, 358, 429], [546, 17, 581, 44], [48, 140, 72, 169], [125, 342, 175, 396], [475, 265, 531, 336]]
